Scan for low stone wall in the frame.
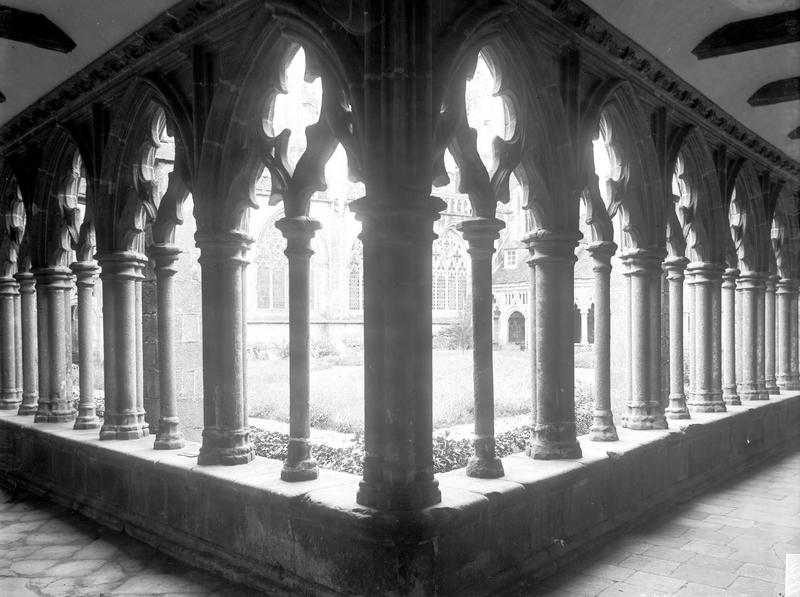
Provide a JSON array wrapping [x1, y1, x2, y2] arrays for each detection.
[[1, 394, 798, 596]]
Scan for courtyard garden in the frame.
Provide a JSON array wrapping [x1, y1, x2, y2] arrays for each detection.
[[247, 344, 597, 474]]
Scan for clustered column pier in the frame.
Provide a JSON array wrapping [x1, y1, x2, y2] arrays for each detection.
[[620, 249, 668, 429], [197, 233, 253, 465], [776, 278, 799, 390], [524, 230, 582, 458], [14, 271, 38, 415], [737, 272, 765, 400], [764, 275, 779, 394], [98, 253, 149, 439], [686, 263, 726, 413], [0, 275, 20, 410]]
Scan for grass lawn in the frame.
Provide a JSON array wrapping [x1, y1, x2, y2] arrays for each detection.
[[247, 349, 595, 434]]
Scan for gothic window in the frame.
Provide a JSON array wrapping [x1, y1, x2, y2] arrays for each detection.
[[432, 230, 468, 312], [348, 241, 363, 311], [255, 221, 288, 311]]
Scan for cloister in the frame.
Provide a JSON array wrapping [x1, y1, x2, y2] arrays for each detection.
[[0, 1, 799, 595]]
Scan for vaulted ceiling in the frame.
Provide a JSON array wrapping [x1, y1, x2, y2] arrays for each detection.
[[0, 0, 798, 163]]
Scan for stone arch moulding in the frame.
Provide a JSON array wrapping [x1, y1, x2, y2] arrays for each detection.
[[734, 160, 773, 273], [0, 161, 24, 277], [672, 128, 729, 265], [97, 77, 193, 254], [29, 126, 84, 269], [592, 82, 666, 252], [198, 7, 363, 234]]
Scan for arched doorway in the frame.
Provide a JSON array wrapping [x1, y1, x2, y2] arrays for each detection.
[[508, 311, 525, 347]]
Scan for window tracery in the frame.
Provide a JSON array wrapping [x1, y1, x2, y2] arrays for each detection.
[[432, 230, 468, 312]]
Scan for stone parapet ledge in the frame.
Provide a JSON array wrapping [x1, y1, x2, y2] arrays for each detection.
[[1, 393, 799, 596]]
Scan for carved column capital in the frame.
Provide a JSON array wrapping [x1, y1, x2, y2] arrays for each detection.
[[96, 252, 146, 280], [13, 271, 34, 293], [523, 229, 580, 264], [70, 261, 100, 287], [350, 195, 446, 245], [150, 243, 182, 275], [621, 248, 666, 277], [722, 267, 740, 289], [776, 277, 799, 293], [587, 240, 617, 272], [663, 255, 690, 280], [737, 270, 767, 291], [196, 231, 252, 267], [275, 216, 322, 261]]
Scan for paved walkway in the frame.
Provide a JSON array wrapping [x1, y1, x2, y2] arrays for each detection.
[[522, 448, 800, 596], [1, 450, 798, 596], [0, 487, 264, 596]]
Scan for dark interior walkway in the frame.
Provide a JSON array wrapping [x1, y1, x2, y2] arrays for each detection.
[[512, 448, 800, 597], [1, 449, 798, 596], [0, 483, 265, 597]]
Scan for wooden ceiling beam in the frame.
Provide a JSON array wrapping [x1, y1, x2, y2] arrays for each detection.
[[748, 77, 800, 107], [692, 9, 800, 60], [0, 5, 75, 53]]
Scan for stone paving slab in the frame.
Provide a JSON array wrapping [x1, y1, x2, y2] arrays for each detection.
[[0, 487, 266, 597], [510, 448, 800, 596]]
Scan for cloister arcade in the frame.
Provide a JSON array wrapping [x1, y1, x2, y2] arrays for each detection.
[[0, 1, 798, 595]]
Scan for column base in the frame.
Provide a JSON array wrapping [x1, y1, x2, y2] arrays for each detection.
[[665, 394, 691, 419], [621, 408, 669, 430], [687, 391, 726, 413], [739, 389, 767, 401], [281, 460, 319, 482], [356, 477, 442, 511], [466, 455, 505, 478], [99, 424, 150, 440], [17, 403, 37, 416], [722, 389, 741, 406], [777, 380, 800, 391], [154, 417, 185, 450], [73, 416, 101, 430], [589, 411, 618, 441], [765, 381, 780, 395], [198, 428, 254, 465], [526, 424, 582, 459], [0, 390, 21, 410]]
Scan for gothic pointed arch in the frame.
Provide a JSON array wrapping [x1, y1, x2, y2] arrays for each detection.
[[590, 82, 666, 250], [196, 7, 363, 234], [670, 129, 728, 264], [433, 14, 575, 232], [96, 78, 192, 253], [29, 126, 85, 269], [0, 161, 25, 277], [731, 161, 772, 273]]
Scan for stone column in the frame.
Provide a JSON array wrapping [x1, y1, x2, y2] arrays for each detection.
[[350, 197, 444, 509], [71, 262, 101, 429], [275, 217, 321, 480], [457, 217, 505, 477], [737, 272, 764, 400], [791, 287, 800, 388], [580, 310, 589, 345], [524, 230, 582, 458], [721, 268, 741, 404], [686, 263, 726, 412], [32, 267, 74, 422], [765, 275, 779, 394], [664, 257, 690, 418], [13, 289, 22, 406], [755, 278, 768, 399], [620, 249, 668, 429], [14, 272, 38, 415], [150, 244, 185, 450], [33, 271, 51, 421], [0, 277, 19, 410], [98, 253, 149, 439], [588, 241, 618, 440], [776, 278, 799, 390], [197, 233, 253, 465]]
